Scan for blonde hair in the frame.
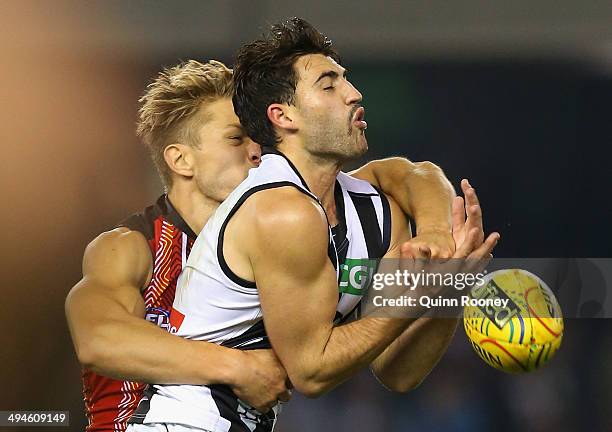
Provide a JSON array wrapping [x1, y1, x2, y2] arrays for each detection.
[[137, 60, 234, 187]]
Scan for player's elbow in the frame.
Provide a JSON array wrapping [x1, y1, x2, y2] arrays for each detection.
[[373, 370, 424, 394], [66, 309, 110, 369], [387, 377, 423, 393], [69, 325, 108, 369], [290, 368, 334, 398], [292, 377, 328, 398]]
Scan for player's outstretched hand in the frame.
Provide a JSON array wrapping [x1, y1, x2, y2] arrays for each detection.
[[399, 179, 499, 295], [451, 179, 499, 274], [232, 349, 291, 413], [452, 179, 486, 249], [400, 178, 488, 261]]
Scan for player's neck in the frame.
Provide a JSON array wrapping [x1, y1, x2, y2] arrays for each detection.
[[277, 143, 341, 224], [167, 181, 220, 234]]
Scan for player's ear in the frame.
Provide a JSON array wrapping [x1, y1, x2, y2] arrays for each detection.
[[164, 143, 195, 178], [267, 103, 298, 133]]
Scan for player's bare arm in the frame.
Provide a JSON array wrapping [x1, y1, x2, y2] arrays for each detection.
[[370, 180, 500, 392], [225, 186, 417, 398], [350, 157, 455, 258], [65, 227, 289, 412]]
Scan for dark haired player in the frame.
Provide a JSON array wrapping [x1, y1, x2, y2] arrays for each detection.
[[125, 19, 498, 432]]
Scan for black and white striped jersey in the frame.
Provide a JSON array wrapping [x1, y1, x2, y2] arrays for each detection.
[[129, 150, 391, 432]]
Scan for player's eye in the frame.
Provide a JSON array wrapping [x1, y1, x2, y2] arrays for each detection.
[[323, 86, 334, 91], [229, 136, 244, 145]]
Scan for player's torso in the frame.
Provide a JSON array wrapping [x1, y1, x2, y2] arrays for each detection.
[[82, 195, 196, 432], [134, 151, 391, 432]]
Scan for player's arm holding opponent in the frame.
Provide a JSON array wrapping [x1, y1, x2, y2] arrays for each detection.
[[350, 157, 455, 257], [370, 180, 500, 392], [65, 228, 289, 412]]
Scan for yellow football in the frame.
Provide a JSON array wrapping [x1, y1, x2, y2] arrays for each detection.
[[463, 269, 563, 373]]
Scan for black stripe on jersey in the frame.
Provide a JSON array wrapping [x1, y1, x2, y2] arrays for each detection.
[[209, 385, 248, 432], [348, 192, 385, 259], [118, 195, 165, 240], [344, 191, 380, 198], [376, 189, 392, 254], [221, 320, 271, 350], [218, 181, 327, 290], [127, 385, 157, 424], [332, 180, 348, 250], [209, 385, 276, 432]]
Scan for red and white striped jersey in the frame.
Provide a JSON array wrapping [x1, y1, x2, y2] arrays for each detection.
[[81, 195, 196, 432]]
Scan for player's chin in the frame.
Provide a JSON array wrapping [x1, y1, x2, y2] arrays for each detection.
[[354, 134, 368, 154]]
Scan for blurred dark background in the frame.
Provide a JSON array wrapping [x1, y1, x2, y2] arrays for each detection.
[[1, 1, 611, 431]]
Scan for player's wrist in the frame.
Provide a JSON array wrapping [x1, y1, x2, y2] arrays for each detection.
[[415, 223, 452, 236], [193, 343, 244, 386], [218, 348, 249, 388]]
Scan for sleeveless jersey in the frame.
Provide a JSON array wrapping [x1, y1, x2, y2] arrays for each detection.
[[129, 151, 391, 432], [82, 195, 197, 432]]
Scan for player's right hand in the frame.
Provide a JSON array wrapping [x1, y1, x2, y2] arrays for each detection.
[[399, 179, 499, 296], [231, 349, 291, 413]]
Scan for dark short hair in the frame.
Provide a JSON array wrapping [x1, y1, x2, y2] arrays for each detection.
[[233, 17, 339, 147]]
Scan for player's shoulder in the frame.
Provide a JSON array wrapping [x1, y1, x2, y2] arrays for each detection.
[[84, 227, 151, 267], [243, 186, 327, 233]]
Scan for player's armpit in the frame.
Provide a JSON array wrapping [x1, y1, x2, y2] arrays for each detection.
[[350, 157, 455, 258]]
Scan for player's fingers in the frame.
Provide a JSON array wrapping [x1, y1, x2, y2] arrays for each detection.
[[454, 227, 480, 258], [400, 241, 417, 259], [418, 245, 432, 260], [257, 403, 271, 413], [469, 232, 500, 258], [401, 241, 429, 277], [277, 389, 292, 403], [427, 244, 444, 259], [460, 178, 471, 196], [398, 243, 416, 281], [401, 241, 433, 260], [463, 180, 481, 208], [466, 204, 485, 243], [452, 196, 465, 233], [464, 233, 499, 274]]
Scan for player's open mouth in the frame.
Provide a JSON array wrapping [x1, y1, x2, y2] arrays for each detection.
[[352, 107, 367, 130]]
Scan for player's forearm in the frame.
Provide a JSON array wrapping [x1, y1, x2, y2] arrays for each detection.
[[78, 316, 243, 385], [371, 317, 459, 392], [291, 317, 416, 397], [66, 288, 242, 386], [368, 158, 455, 232]]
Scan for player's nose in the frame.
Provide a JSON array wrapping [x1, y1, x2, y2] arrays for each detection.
[[345, 80, 363, 105], [246, 138, 261, 166]]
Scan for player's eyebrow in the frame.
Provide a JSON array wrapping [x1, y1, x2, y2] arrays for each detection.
[[313, 68, 347, 86], [224, 124, 244, 133]]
